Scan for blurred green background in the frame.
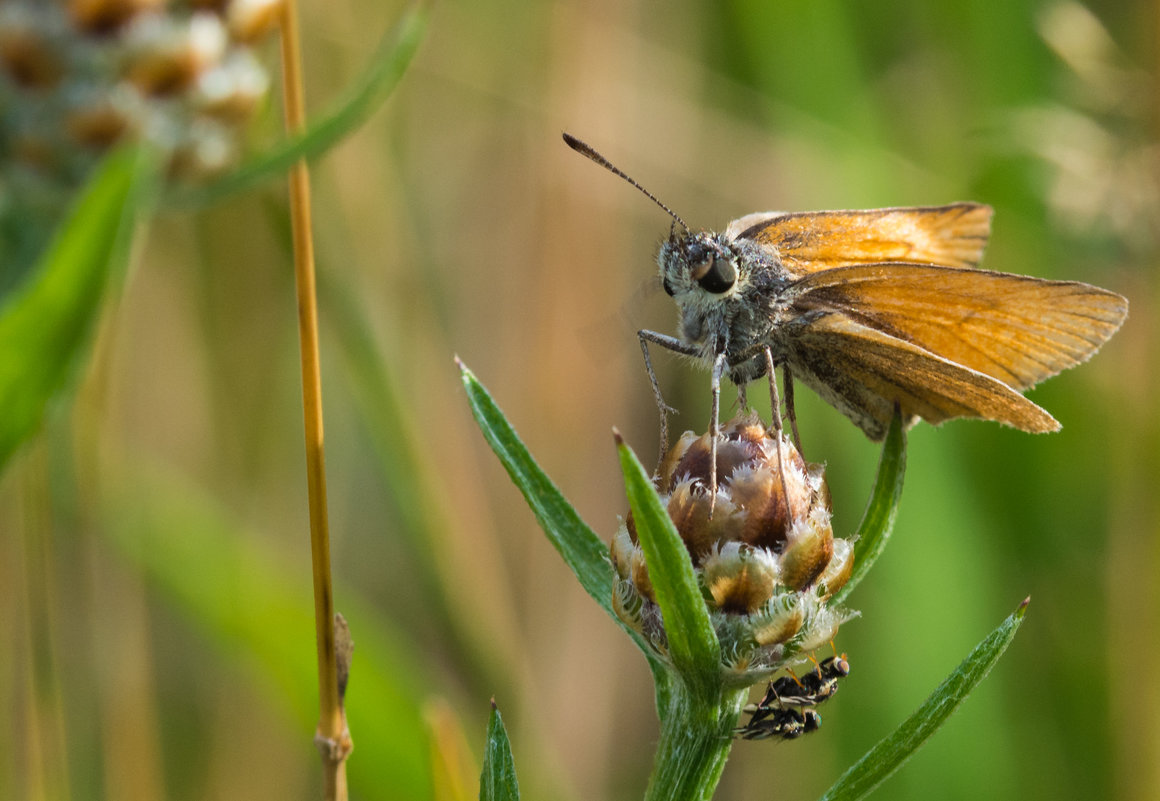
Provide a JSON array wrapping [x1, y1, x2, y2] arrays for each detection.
[[3, 0, 1157, 799]]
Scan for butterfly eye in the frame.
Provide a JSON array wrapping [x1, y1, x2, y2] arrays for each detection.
[[662, 277, 676, 296], [691, 255, 736, 294]]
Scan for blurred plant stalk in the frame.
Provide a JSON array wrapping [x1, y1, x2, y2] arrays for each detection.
[[275, 0, 349, 797]]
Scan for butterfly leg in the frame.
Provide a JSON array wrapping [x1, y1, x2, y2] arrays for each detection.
[[782, 363, 803, 454], [638, 330, 701, 470], [763, 347, 783, 434], [708, 351, 730, 518], [762, 347, 790, 522]]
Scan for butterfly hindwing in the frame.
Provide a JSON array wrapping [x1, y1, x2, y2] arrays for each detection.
[[780, 312, 1060, 440]]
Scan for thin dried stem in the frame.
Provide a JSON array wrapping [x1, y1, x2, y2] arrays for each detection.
[[277, 1, 350, 797]]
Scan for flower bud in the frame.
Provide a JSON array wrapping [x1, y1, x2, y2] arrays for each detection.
[[611, 414, 856, 685], [0, 10, 63, 89], [123, 12, 227, 96], [0, 0, 280, 190], [69, 0, 165, 34], [225, 0, 283, 42]]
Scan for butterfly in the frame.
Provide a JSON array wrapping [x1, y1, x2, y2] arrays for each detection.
[[564, 134, 1127, 479]]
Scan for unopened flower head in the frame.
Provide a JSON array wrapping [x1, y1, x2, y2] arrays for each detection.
[[0, 0, 281, 190], [611, 414, 856, 686]]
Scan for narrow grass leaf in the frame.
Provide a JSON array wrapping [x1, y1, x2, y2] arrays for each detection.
[[831, 408, 906, 606], [0, 147, 146, 473], [617, 436, 720, 688], [817, 598, 1030, 801], [479, 702, 520, 801], [164, 0, 428, 208], [458, 362, 669, 679], [459, 362, 612, 607]]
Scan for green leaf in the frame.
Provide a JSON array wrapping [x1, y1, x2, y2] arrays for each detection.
[[479, 702, 520, 801], [831, 408, 906, 606], [163, 0, 429, 208], [458, 362, 667, 679], [817, 598, 1030, 801], [617, 436, 720, 692], [459, 362, 613, 608], [0, 147, 148, 473]]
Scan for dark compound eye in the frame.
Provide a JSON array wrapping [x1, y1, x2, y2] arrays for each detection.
[[691, 255, 736, 294], [662, 277, 676, 296]]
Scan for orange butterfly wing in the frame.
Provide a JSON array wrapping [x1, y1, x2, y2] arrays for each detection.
[[730, 204, 993, 273], [787, 263, 1128, 391], [782, 313, 1060, 440]]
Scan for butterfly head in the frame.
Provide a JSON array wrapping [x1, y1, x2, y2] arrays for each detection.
[[658, 231, 741, 299], [658, 231, 755, 349]]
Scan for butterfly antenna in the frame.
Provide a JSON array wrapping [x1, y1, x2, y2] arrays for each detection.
[[563, 133, 690, 232]]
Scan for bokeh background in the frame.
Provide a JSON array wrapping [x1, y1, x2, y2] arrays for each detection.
[[3, 0, 1158, 799]]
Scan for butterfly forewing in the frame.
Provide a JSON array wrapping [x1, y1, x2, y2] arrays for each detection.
[[730, 204, 993, 274], [787, 264, 1129, 391]]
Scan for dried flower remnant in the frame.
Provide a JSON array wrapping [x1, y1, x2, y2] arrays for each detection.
[[610, 414, 856, 694], [0, 0, 283, 189]]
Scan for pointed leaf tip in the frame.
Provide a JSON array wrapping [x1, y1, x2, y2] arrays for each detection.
[[817, 603, 1027, 801], [0, 146, 146, 472], [481, 702, 520, 801], [617, 438, 720, 690], [459, 369, 622, 635]]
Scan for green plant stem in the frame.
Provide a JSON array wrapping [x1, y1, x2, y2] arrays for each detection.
[[645, 683, 747, 801]]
